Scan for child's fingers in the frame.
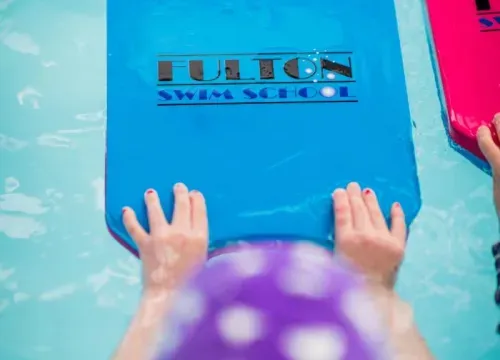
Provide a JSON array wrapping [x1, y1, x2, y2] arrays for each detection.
[[333, 188, 352, 239], [123, 206, 148, 244], [171, 183, 191, 228], [145, 189, 169, 231], [478, 124, 500, 170], [347, 182, 370, 229], [389, 202, 406, 243], [190, 190, 208, 235], [362, 188, 387, 229]]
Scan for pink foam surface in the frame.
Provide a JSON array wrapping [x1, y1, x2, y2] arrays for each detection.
[[426, 0, 500, 158]]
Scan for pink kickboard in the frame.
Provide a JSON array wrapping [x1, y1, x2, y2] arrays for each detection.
[[426, 0, 500, 159]]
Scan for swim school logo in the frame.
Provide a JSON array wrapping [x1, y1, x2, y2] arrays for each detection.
[[476, 0, 500, 32], [156, 51, 357, 106]]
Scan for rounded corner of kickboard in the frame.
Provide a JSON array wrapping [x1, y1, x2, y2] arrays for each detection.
[[105, 210, 139, 256]]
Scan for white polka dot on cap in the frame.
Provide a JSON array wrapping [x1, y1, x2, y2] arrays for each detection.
[[230, 248, 268, 278], [172, 287, 206, 326], [276, 262, 328, 299], [276, 243, 330, 299], [341, 288, 384, 343], [280, 325, 347, 360], [289, 241, 332, 268], [216, 305, 265, 347]]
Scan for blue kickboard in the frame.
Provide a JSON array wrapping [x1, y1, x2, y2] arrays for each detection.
[[106, 0, 421, 255]]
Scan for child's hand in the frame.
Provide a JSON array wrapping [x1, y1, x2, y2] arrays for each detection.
[[477, 113, 500, 222], [122, 183, 208, 293], [333, 182, 406, 289]]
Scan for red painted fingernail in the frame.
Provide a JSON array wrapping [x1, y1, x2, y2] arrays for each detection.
[[394, 202, 400, 208], [146, 189, 154, 195], [363, 189, 371, 195]]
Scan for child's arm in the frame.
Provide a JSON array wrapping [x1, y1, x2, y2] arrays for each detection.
[[112, 290, 173, 360], [368, 284, 434, 360]]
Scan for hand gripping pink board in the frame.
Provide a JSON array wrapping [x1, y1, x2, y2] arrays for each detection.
[[425, 0, 500, 163]]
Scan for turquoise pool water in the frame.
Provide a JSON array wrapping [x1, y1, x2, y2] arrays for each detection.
[[0, 0, 499, 359]]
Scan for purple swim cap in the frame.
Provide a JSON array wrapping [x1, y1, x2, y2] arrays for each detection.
[[156, 241, 391, 360]]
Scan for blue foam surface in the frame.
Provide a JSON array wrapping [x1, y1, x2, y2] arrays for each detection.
[[106, 0, 421, 254]]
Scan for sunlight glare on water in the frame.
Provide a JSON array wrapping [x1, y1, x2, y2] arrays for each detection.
[[0, 0, 499, 359]]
